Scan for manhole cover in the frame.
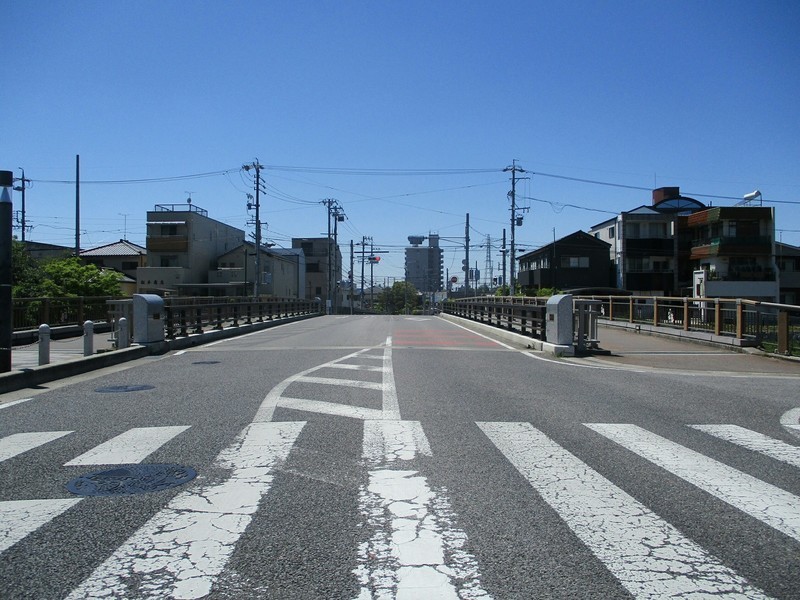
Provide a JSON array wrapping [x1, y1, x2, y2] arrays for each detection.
[[66, 464, 197, 496], [192, 360, 220, 365], [94, 384, 155, 393]]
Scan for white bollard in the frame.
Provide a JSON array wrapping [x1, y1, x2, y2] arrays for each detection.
[[83, 320, 94, 357], [38, 324, 50, 365], [117, 317, 129, 349]]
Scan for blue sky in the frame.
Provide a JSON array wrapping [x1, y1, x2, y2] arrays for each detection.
[[3, 1, 799, 285]]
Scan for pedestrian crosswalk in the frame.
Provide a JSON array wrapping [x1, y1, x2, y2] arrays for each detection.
[[1, 418, 798, 598]]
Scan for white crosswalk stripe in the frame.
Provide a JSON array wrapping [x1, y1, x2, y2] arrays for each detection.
[[0, 431, 73, 463], [0, 498, 82, 554], [587, 423, 800, 542], [2, 418, 799, 598], [689, 424, 800, 468], [478, 421, 771, 599], [65, 421, 305, 600], [64, 426, 191, 466]]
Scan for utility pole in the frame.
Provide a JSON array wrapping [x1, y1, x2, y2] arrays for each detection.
[[350, 239, 354, 314], [503, 160, 527, 294], [0, 170, 13, 373], [484, 234, 492, 289], [75, 155, 80, 256], [322, 199, 345, 314], [243, 160, 264, 297], [13, 168, 30, 242], [501, 228, 507, 293], [464, 213, 470, 298]]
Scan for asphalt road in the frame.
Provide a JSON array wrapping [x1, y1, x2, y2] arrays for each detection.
[[1, 315, 799, 599]]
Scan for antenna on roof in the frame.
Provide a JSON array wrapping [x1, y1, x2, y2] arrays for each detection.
[[185, 191, 193, 204]]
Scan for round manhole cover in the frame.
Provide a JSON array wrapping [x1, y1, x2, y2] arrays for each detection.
[[192, 360, 220, 365], [95, 384, 155, 393], [66, 464, 197, 496]]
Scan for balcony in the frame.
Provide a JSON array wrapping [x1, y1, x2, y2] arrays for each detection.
[[690, 236, 771, 259], [147, 235, 189, 252]]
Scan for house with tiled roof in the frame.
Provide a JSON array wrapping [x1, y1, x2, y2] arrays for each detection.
[[80, 239, 147, 279]]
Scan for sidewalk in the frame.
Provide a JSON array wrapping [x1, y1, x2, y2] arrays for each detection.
[[10, 332, 117, 370], [582, 325, 800, 376]]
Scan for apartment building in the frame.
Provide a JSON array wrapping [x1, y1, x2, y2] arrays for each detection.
[[137, 203, 244, 295], [405, 234, 444, 293]]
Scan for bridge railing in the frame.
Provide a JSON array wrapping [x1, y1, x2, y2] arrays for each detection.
[[443, 295, 800, 356], [442, 296, 549, 339], [588, 295, 799, 355]]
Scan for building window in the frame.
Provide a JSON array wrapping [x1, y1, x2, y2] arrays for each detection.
[[561, 256, 589, 268], [307, 262, 320, 273], [161, 224, 178, 236], [160, 255, 178, 267], [626, 223, 640, 238], [121, 261, 138, 270], [608, 226, 615, 239]]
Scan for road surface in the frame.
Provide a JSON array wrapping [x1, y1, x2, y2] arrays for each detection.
[[1, 315, 799, 599]]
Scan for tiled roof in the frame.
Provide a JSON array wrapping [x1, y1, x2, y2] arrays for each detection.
[[80, 239, 146, 257]]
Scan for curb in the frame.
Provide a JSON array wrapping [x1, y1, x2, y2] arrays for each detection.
[[439, 313, 574, 356]]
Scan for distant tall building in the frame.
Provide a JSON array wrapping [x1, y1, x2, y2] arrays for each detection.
[[405, 234, 443, 292]]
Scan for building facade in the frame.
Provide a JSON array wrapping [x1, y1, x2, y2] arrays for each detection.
[[137, 203, 244, 295], [517, 231, 611, 292], [404, 234, 443, 292], [589, 187, 706, 296], [688, 206, 778, 301], [292, 237, 342, 307]]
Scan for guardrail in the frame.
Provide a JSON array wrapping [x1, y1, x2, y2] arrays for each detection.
[[586, 295, 800, 356], [13, 297, 114, 331], [162, 297, 321, 338], [443, 296, 549, 339], [443, 295, 800, 357]]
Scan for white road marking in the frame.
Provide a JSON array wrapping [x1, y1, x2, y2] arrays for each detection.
[[0, 431, 73, 463], [780, 407, 800, 434], [690, 424, 800, 468], [174, 350, 187, 356], [64, 426, 190, 466], [276, 397, 388, 420], [66, 421, 305, 600], [296, 375, 384, 390], [0, 498, 83, 553], [0, 397, 33, 410], [255, 341, 399, 422], [355, 421, 490, 599], [587, 423, 800, 542], [478, 421, 770, 599]]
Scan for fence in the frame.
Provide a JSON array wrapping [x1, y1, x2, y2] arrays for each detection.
[[14, 296, 323, 342], [444, 295, 800, 357], [588, 295, 800, 356]]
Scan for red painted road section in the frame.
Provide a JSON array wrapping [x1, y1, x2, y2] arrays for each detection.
[[391, 328, 500, 348]]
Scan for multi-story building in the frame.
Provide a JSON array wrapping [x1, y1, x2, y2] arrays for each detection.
[[211, 243, 301, 298], [137, 203, 244, 295], [517, 231, 611, 292], [292, 237, 342, 307], [589, 187, 707, 295], [777, 241, 800, 305], [404, 234, 443, 292], [688, 206, 778, 301]]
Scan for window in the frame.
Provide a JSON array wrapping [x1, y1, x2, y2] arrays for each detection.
[[561, 256, 589, 268], [121, 261, 138, 270], [161, 224, 178, 236], [626, 223, 640, 238], [160, 255, 178, 267], [307, 262, 320, 273], [607, 226, 615, 239]]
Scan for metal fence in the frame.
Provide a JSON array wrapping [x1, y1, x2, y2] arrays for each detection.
[[14, 296, 323, 339], [443, 294, 800, 357]]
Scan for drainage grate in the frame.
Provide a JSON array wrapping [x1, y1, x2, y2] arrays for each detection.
[[66, 464, 197, 496], [192, 360, 220, 365], [94, 384, 155, 393]]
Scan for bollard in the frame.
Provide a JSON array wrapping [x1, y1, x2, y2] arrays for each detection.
[[38, 324, 51, 365], [83, 320, 94, 356], [117, 317, 129, 349]]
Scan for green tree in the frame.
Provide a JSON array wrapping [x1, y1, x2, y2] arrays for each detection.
[[40, 257, 122, 297], [376, 281, 421, 314], [11, 242, 121, 298]]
